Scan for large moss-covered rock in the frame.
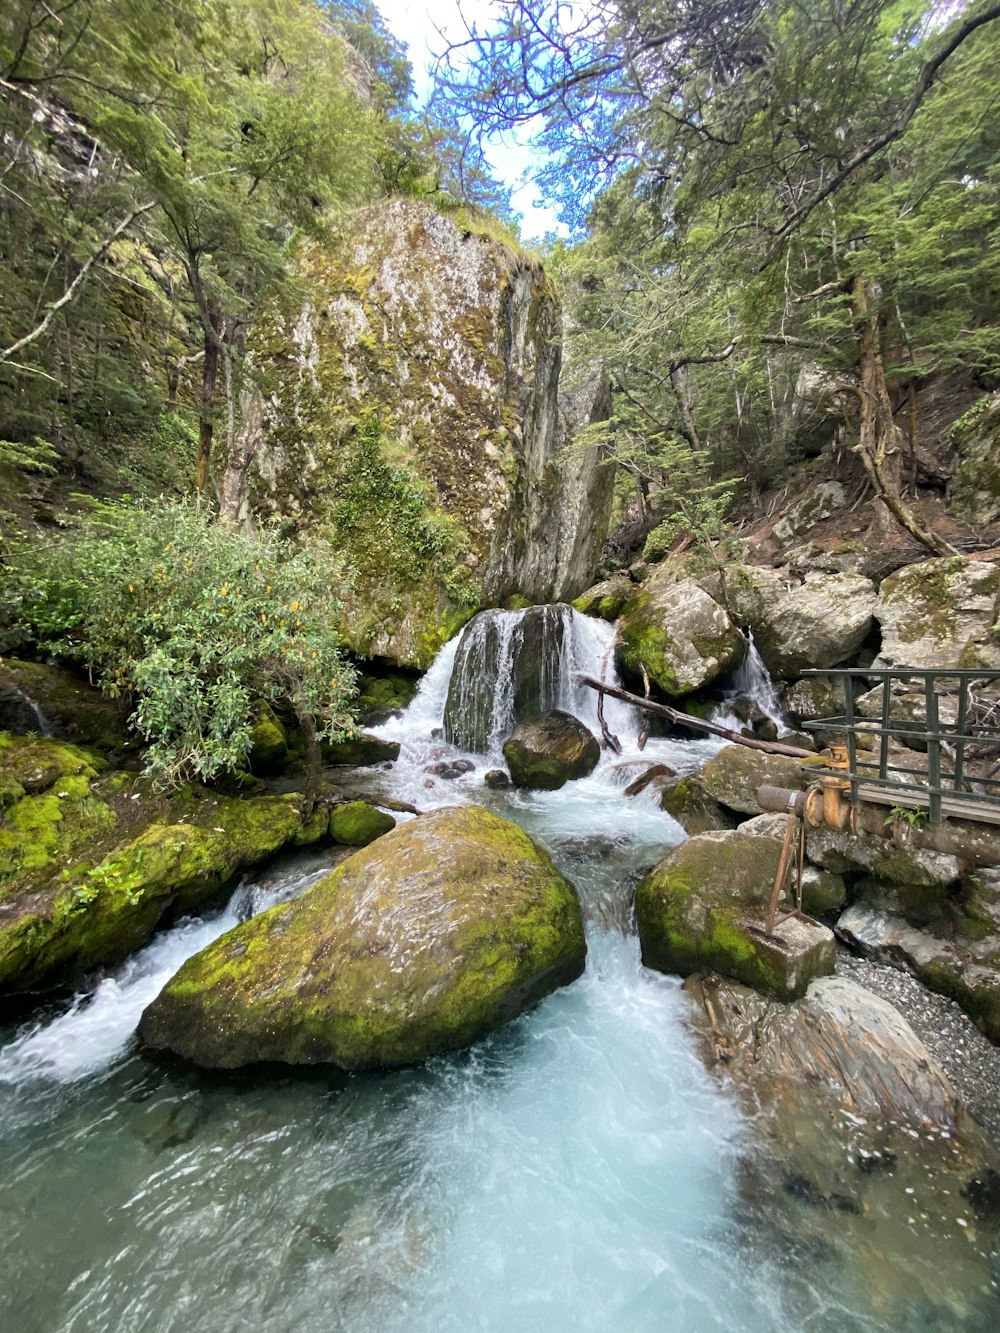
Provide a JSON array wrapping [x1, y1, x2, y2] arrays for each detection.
[[874, 557, 1000, 670], [139, 805, 587, 1069], [502, 710, 600, 790], [244, 200, 612, 667], [617, 567, 745, 696], [806, 825, 962, 887], [247, 702, 288, 776], [572, 576, 635, 622], [698, 743, 811, 816], [636, 830, 836, 999], [0, 659, 132, 753], [329, 800, 395, 847], [0, 733, 327, 994]]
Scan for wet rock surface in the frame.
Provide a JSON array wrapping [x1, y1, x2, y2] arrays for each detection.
[[502, 710, 600, 790], [139, 805, 587, 1070]]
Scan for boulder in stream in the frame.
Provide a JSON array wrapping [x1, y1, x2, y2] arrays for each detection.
[[139, 805, 587, 1070], [636, 829, 836, 1000], [502, 710, 600, 790], [617, 570, 745, 697], [698, 743, 811, 816]]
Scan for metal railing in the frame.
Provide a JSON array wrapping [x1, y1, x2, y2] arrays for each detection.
[[802, 668, 1000, 823]]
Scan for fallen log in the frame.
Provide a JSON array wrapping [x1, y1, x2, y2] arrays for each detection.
[[576, 674, 816, 760]]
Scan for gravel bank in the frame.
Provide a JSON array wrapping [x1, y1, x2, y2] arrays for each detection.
[[836, 946, 1000, 1142]]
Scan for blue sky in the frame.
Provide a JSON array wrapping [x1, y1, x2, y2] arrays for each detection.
[[373, 0, 565, 239]]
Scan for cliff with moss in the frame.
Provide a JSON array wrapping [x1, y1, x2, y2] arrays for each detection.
[[244, 199, 613, 667]]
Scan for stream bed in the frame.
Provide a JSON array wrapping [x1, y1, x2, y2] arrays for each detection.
[[1, 611, 998, 1331]]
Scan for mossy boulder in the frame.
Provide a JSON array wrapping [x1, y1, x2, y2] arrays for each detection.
[[330, 800, 396, 846], [805, 826, 962, 888], [947, 392, 1000, 527], [658, 775, 737, 835], [0, 658, 132, 753], [636, 830, 836, 1000], [502, 710, 600, 790], [698, 744, 811, 816], [0, 732, 329, 994], [572, 576, 635, 622], [320, 732, 400, 767], [356, 670, 418, 722], [138, 805, 587, 1070], [783, 675, 847, 723], [617, 569, 745, 697], [874, 557, 1000, 671]]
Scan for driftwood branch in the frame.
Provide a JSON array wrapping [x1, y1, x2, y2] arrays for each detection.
[[577, 675, 815, 759]]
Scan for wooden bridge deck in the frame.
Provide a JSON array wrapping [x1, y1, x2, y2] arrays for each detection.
[[855, 783, 1000, 827]]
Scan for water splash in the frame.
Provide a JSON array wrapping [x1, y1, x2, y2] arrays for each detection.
[[715, 630, 785, 735]]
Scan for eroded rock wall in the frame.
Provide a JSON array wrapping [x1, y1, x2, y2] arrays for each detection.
[[246, 201, 612, 666]]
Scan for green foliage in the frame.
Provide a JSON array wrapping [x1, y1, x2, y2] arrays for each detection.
[[331, 415, 479, 606], [0, 437, 60, 475], [0, 499, 358, 786], [884, 806, 929, 830]]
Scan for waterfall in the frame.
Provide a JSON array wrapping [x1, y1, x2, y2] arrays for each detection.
[[0, 683, 53, 737], [716, 629, 785, 734], [440, 604, 635, 757]]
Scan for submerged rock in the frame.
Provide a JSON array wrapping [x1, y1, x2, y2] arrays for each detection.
[[502, 711, 600, 790], [636, 829, 836, 1000], [139, 805, 587, 1070]]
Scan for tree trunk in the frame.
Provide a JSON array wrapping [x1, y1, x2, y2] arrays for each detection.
[[850, 275, 956, 557], [296, 707, 322, 816], [219, 385, 265, 525], [194, 296, 222, 495], [670, 364, 705, 453]]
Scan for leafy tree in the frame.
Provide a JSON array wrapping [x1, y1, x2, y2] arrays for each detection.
[[0, 500, 358, 801], [443, 0, 1000, 557]]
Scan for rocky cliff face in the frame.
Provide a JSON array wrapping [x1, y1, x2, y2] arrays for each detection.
[[246, 200, 612, 666]]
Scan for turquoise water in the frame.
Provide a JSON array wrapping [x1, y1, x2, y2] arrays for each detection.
[[1, 614, 998, 1330]]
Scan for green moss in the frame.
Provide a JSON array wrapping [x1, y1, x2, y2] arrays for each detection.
[[329, 800, 395, 847], [139, 805, 586, 1069], [247, 702, 288, 775]]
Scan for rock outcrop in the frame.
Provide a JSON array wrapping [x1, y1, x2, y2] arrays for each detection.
[[0, 732, 326, 994], [947, 393, 1000, 527], [502, 711, 600, 790], [245, 200, 613, 666], [139, 806, 587, 1069], [697, 743, 811, 816], [874, 557, 1000, 671]]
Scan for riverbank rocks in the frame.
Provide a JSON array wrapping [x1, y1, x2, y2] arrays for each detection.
[[805, 825, 962, 888], [874, 557, 1000, 671], [0, 732, 328, 994], [658, 775, 737, 835], [837, 904, 1000, 1042], [321, 732, 400, 767], [502, 711, 600, 790], [636, 829, 836, 999], [572, 576, 635, 622], [139, 805, 587, 1070], [698, 743, 811, 816], [617, 567, 745, 696]]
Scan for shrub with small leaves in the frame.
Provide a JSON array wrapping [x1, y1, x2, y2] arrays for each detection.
[[0, 500, 358, 793]]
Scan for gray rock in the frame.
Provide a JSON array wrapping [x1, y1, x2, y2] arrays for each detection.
[[947, 392, 1000, 527], [699, 743, 811, 816], [617, 568, 745, 696], [874, 557, 1000, 672], [772, 481, 849, 546], [783, 675, 847, 723]]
